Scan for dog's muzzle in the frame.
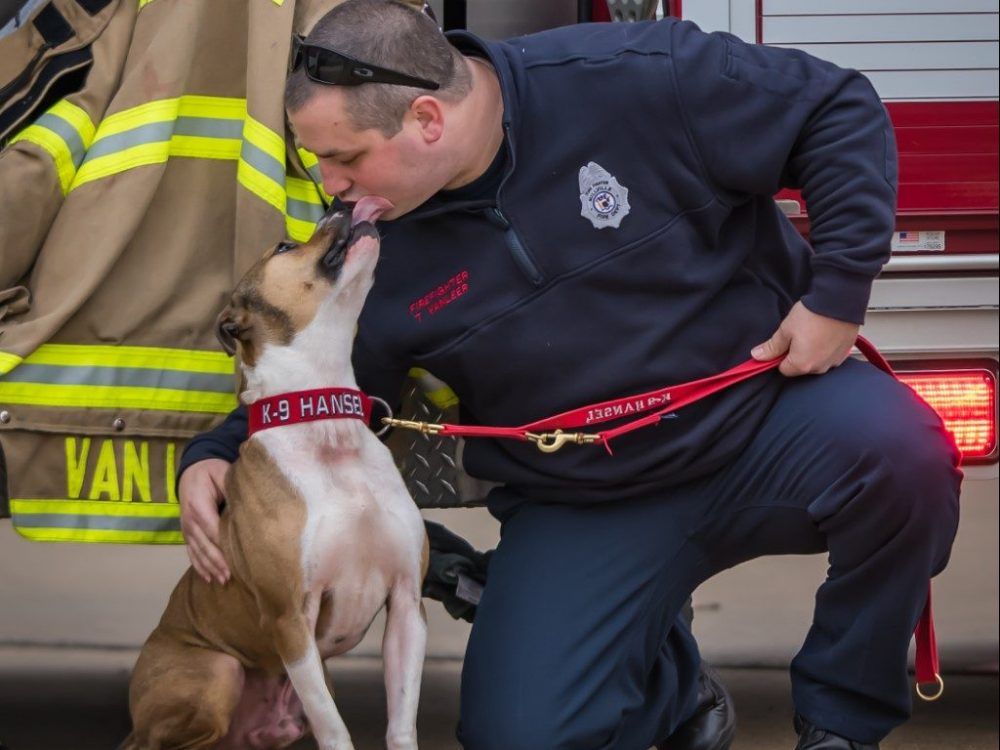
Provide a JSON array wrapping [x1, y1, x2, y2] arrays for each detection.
[[321, 221, 379, 273], [320, 196, 390, 272]]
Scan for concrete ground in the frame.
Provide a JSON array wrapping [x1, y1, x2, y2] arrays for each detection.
[[0, 647, 996, 749]]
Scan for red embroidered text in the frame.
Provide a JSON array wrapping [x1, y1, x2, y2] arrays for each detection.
[[409, 270, 470, 322]]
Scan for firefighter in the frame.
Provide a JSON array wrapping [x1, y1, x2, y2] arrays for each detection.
[[179, 1, 961, 749]]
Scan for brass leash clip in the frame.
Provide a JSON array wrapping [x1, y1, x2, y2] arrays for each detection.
[[381, 417, 445, 436], [525, 429, 602, 453]]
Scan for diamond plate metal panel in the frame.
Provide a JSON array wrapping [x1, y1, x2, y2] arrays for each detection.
[[387, 377, 495, 508]]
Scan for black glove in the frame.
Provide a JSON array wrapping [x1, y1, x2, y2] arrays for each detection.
[[422, 520, 491, 623]]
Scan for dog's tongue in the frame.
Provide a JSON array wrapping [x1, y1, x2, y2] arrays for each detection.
[[351, 196, 393, 226]]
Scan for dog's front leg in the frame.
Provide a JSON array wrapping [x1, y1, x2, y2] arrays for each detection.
[[382, 586, 428, 750], [273, 613, 354, 750]]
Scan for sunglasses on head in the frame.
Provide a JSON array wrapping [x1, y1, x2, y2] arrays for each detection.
[[290, 34, 440, 91]]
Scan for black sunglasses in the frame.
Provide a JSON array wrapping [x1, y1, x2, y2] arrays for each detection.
[[291, 34, 440, 91]]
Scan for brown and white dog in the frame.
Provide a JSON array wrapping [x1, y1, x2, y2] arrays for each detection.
[[123, 199, 429, 750]]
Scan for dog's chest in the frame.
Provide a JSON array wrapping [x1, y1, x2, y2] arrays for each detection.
[[263, 429, 424, 651], [303, 473, 420, 655]]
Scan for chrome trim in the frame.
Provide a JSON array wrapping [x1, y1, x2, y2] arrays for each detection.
[[883, 254, 999, 273]]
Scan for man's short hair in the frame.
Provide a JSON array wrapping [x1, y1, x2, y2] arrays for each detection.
[[285, 0, 471, 137]]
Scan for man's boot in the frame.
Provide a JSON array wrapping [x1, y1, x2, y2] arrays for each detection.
[[794, 714, 879, 750], [658, 664, 736, 750]]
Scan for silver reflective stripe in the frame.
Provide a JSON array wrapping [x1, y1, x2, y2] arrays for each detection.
[[286, 196, 325, 223], [34, 112, 88, 168], [82, 121, 176, 160], [13, 513, 181, 532], [174, 116, 243, 139], [81, 117, 244, 161], [2, 364, 234, 392], [240, 138, 286, 185]]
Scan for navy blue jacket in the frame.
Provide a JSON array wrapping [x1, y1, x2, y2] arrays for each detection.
[[181, 20, 897, 503]]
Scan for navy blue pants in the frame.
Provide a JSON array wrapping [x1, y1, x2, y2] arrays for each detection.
[[457, 359, 961, 749]]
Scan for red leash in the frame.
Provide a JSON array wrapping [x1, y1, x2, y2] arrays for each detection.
[[388, 345, 784, 452], [384, 335, 943, 699], [389, 337, 891, 453]]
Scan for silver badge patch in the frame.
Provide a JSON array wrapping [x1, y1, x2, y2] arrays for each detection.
[[579, 161, 630, 229]]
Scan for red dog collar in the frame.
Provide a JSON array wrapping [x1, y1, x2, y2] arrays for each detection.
[[248, 387, 373, 435]]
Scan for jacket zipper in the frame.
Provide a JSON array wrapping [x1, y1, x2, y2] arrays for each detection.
[[486, 206, 544, 286], [0, 43, 51, 105], [1, 48, 92, 146]]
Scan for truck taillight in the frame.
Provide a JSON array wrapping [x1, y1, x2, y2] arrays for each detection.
[[896, 368, 998, 463]]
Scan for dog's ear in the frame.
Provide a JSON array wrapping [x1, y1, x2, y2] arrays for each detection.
[[215, 303, 249, 357]]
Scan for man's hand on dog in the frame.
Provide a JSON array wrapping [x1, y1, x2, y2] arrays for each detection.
[[752, 301, 859, 377], [178, 458, 232, 585]]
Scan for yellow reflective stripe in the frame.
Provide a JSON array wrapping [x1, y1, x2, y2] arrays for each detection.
[[49, 100, 96, 145], [61, 94, 307, 231], [244, 115, 284, 162], [74, 142, 160, 185], [23, 344, 234, 373], [72, 96, 247, 189], [0, 352, 24, 375], [15, 527, 184, 543], [12, 126, 75, 192], [286, 215, 317, 243], [94, 97, 245, 139], [1, 345, 237, 413], [298, 147, 319, 169], [285, 176, 325, 239], [10, 100, 96, 194], [178, 96, 247, 121], [169, 134, 242, 160], [296, 146, 334, 203], [0, 382, 236, 412], [90, 98, 179, 138], [238, 115, 287, 212], [138, 0, 156, 8], [12, 499, 179, 516], [286, 176, 325, 204], [10, 499, 183, 544], [75, 137, 242, 186], [238, 158, 285, 212]]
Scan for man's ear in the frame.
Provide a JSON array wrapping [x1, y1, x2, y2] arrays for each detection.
[[410, 95, 445, 144], [215, 304, 250, 357]]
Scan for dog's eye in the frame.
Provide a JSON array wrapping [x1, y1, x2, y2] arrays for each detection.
[[274, 241, 297, 255]]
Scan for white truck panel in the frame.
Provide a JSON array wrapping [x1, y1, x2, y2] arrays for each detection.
[[773, 41, 1000, 72], [764, 0, 999, 15], [865, 69, 1000, 100], [762, 13, 999, 44]]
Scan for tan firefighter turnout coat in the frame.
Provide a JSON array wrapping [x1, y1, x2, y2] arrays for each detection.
[[0, 0, 422, 543]]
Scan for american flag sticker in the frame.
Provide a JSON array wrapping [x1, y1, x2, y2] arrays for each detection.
[[891, 231, 945, 252]]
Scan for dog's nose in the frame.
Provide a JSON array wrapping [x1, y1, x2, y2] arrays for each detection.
[[316, 206, 352, 235]]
